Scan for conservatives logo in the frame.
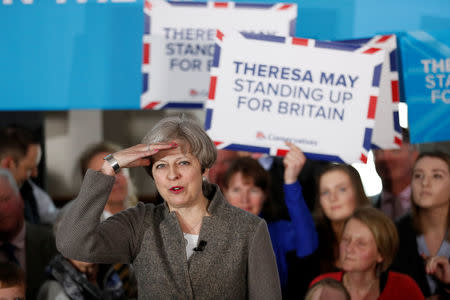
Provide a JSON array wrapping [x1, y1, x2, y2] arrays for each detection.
[[256, 131, 266, 140], [255, 131, 318, 146], [189, 89, 208, 97]]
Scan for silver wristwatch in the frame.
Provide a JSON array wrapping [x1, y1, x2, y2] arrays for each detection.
[[103, 154, 121, 174]]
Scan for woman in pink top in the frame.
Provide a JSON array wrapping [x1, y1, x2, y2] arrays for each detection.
[[311, 207, 424, 300]]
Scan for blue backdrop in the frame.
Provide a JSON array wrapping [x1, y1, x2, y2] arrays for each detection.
[[400, 29, 450, 144], [0, 0, 449, 110]]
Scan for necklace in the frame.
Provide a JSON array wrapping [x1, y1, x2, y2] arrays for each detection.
[[185, 219, 202, 233], [182, 215, 206, 234]]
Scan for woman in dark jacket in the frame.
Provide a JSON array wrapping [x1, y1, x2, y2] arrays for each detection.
[[391, 151, 450, 299], [287, 164, 371, 298]]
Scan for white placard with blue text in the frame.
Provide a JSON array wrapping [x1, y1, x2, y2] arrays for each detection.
[[141, 0, 297, 109], [205, 32, 385, 163]]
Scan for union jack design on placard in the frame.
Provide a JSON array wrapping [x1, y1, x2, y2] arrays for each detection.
[[206, 32, 384, 163], [142, 0, 152, 101], [336, 34, 402, 150], [140, 0, 297, 110]]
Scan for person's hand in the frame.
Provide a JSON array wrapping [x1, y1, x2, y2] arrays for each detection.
[[283, 142, 306, 185], [101, 142, 177, 176], [422, 254, 450, 285]]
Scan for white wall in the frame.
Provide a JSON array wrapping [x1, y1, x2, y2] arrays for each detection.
[[45, 111, 103, 196]]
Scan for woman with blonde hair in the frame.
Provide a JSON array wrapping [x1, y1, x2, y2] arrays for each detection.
[[392, 151, 450, 299], [311, 207, 424, 300]]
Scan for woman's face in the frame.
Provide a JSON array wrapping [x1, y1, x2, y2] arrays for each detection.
[[152, 145, 206, 209], [412, 156, 450, 209], [224, 172, 266, 216], [88, 152, 129, 206], [339, 218, 382, 273], [319, 170, 357, 222]]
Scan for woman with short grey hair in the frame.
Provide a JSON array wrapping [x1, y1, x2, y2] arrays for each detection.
[[56, 116, 281, 299]]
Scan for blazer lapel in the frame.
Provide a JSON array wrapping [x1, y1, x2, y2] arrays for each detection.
[[188, 190, 231, 278], [160, 211, 194, 299]]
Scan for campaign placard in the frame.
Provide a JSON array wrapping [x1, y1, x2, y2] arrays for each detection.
[[205, 32, 385, 163], [336, 35, 402, 150], [141, 0, 297, 109], [400, 30, 450, 144]]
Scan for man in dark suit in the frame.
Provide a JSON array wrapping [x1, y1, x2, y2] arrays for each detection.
[[373, 129, 419, 220], [0, 169, 57, 299], [0, 126, 43, 224]]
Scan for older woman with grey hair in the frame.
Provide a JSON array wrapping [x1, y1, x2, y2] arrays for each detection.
[[56, 116, 281, 299], [78, 141, 138, 220]]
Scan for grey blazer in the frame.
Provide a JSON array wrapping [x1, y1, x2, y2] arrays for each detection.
[[56, 170, 281, 300]]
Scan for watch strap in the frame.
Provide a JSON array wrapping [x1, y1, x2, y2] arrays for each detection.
[[103, 154, 120, 174]]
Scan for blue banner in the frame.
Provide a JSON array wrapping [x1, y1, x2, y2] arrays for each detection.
[[400, 30, 450, 144], [0, 0, 144, 110], [1, 0, 449, 110]]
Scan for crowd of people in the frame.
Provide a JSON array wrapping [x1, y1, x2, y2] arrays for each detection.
[[0, 117, 449, 299]]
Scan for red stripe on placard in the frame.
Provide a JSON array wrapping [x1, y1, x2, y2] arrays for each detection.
[[363, 47, 381, 54], [208, 76, 217, 100], [276, 149, 289, 156], [367, 96, 377, 119], [214, 2, 228, 8], [360, 154, 368, 164], [391, 80, 399, 102], [279, 4, 292, 10], [143, 43, 150, 64], [375, 35, 392, 43], [214, 141, 223, 147], [145, 0, 151, 10], [216, 30, 224, 41], [143, 101, 160, 110], [292, 37, 308, 46], [394, 136, 403, 146]]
